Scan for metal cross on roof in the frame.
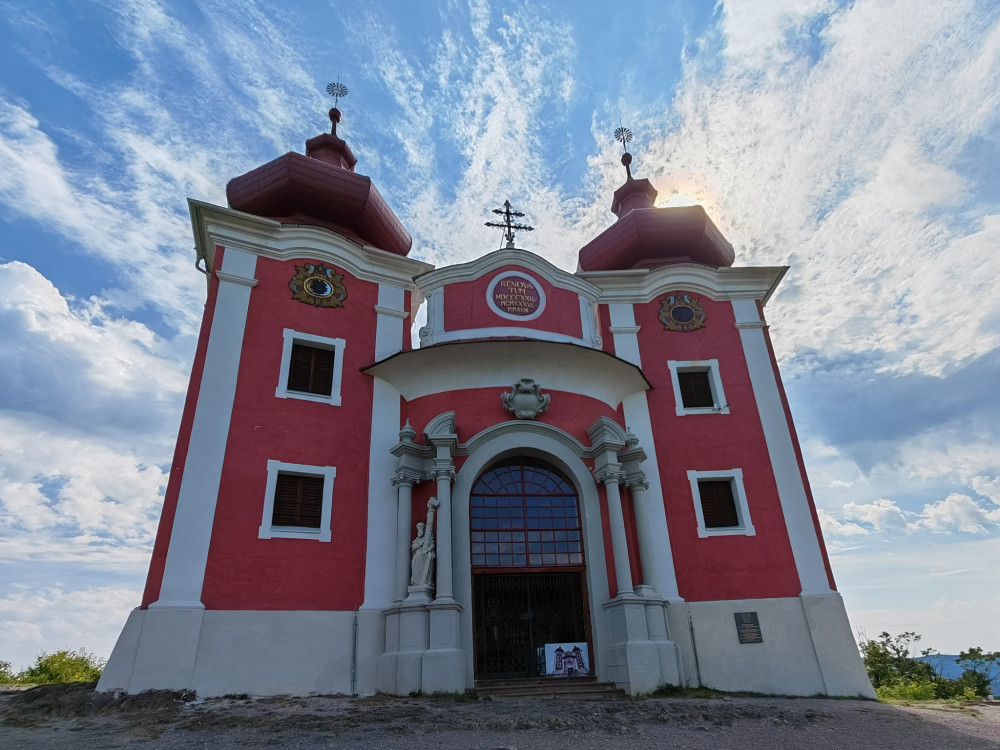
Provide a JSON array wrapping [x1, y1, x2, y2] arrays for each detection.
[[485, 200, 534, 249]]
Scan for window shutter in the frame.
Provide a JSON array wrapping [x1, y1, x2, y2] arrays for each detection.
[[698, 480, 740, 528], [287, 344, 335, 396], [678, 371, 714, 408], [273, 474, 324, 528]]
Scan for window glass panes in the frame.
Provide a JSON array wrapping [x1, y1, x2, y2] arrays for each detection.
[[470, 458, 583, 568]]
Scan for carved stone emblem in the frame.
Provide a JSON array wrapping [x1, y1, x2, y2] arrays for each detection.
[[658, 293, 706, 332], [289, 263, 347, 308], [502, 378, 551, 420]]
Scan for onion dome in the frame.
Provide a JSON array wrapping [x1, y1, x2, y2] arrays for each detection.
[[578, 150, 734, 271], [226, 106, 412, 256]]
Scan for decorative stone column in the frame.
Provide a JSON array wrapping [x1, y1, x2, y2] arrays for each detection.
[[588, 417, 678, 695], [420, 412, 465, 693], [619, 431, 683, 690], [379, 420, 431, 695], [588, 418, 634, 598]]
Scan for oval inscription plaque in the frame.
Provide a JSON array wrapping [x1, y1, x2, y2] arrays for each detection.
[[490, 274, 541, 317]]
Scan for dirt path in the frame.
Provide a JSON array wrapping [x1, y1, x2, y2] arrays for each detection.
[[1, 683, 998, 749]]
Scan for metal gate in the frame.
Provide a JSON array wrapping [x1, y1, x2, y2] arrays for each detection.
[[473, 572, 589, 677]]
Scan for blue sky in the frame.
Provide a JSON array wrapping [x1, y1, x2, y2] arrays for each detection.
[[1, 0, 999, 670]]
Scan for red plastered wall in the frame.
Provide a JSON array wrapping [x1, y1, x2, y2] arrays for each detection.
[[441, 265, 583, 338], [633, 292, 802, 601], [142, 248, 224, 607], [199, 255, 379, 611]]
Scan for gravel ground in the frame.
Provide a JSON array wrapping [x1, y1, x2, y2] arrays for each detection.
[[1, 683, 998, 749]]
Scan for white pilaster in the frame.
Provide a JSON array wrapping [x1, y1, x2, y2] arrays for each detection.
[[153, 247, 257, 608], [362, 377, 401, 610], [607, 302, 682, 600], [732, 299, 832, 594], [374, 284, 408, 362]]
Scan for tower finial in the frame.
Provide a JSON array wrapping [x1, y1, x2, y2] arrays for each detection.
[[614, 125, 634, 181], [325, 81, 349, 136], [485, 200, 534, 249]]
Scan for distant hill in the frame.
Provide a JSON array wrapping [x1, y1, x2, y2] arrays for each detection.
[[916, 654, 1000, 695]]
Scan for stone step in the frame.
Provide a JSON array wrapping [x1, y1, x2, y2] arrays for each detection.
[[475, 677, 626, 701]]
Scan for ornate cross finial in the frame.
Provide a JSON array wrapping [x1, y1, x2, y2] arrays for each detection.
[[485, 200, 534, 249], [326, 81, 348, 108], [615, 125, 634, 180], [325, 81, 349, 136]]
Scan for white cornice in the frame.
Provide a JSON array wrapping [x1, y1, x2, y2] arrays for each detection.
[[578, 263, 788, 305], [374, 305, 409, 319], [365, 340, 649, 409], [415, 246, 602, 301], [188, 199, 434, 290], [215, 270, 258, 287]]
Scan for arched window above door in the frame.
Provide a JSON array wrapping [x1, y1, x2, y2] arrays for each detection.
[[470, 458, 583, 568]]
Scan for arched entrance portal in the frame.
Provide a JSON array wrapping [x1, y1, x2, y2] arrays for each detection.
[[470, 457, 592, 678]]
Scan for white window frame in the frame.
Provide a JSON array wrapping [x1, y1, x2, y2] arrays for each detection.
[[687, 468, 755, 538], [259, 460, 336, 542], [275, 328, 346, 406], [668, 359, 729, 416]]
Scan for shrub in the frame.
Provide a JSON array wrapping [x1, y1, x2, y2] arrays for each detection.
[[18, 649, 105, 684], [0, 660, 15, 684], [876, 680, 937, 701]]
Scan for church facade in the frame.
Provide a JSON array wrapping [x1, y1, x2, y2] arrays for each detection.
[[98, 107, 874, 699]]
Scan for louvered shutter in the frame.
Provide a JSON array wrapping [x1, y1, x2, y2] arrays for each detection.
[[678, 371, 714, 408], [287, 344, 335, 396], [272, 474, 324, 528], [698, 480, 740, 528]]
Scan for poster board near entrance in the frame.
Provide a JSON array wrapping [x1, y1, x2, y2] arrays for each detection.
[[543, 642, 590, 677]]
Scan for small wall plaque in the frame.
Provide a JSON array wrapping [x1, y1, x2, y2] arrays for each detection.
[[734, 611, 762, 644]]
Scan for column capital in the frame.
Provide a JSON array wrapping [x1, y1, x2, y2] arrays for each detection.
[[392, 466, 423, 487], [626, 475, 649, 492], [593, 462, 625, 485]]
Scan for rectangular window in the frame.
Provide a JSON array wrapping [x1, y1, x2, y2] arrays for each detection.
[[275, 329, 345, 406], [668, 359, 729, 416], [687, 469, 755, 538], [697, 480, 740, 528], [287, 344, 335, 396], [272, 474, 324, 528], [259, 460, 336, 542], [678, 371, 714, 408]]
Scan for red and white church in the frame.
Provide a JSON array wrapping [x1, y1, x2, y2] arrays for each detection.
[[99, 105, 874, 699]]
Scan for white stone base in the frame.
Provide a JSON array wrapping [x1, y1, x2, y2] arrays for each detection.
[[99, 593, 873, 699], [98, 608, 364, 697], [681, 594, 874, 698]]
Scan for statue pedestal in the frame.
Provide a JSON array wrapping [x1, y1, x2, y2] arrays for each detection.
[[378, 597, 466, 695], [603, 589, 682, 695], [421, 598, 465, 694]]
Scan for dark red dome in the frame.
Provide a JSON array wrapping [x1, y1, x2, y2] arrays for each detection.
[[578, 176, 734, 271], [226, 110, 412, 256]]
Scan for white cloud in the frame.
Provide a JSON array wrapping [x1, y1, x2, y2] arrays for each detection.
[[842, 498, 915, 533], [0, 586, 140, 670], [850, 597, 1000, 655], [818, 508, 868, 536], [644, 0, 1000, 377], [919, 493, 1000, 534]]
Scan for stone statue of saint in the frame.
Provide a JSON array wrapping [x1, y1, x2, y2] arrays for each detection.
[[409, 496, 440, 589]]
